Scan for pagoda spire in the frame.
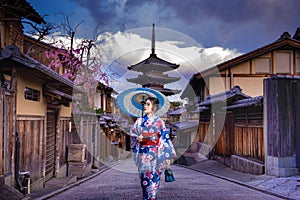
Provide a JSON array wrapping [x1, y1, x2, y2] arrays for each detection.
[[151, 23, 155, 55]]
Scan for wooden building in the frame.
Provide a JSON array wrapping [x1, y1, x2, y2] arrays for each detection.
[[0, 0, 48, 188], [182, 30, 300, 100], [0, 0, 82, 189], [181, 29, 300, 176], [0, 0, 128, 193]]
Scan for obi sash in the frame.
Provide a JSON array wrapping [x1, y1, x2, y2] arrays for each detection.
[[140, 132, 160, 146]]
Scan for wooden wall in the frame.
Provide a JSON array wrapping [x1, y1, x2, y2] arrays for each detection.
[[16, 115, 45, 183], [233, 125, 264, 161], [2, 89, 15, 185], [264, 77, 300, 175], [72, 114, 122, 167], [265, 78, 295, 157], [197, 109, 264, 162], [16, 116, 76, 183], [10, 111, 126, 185], [58, 117, 73, 166], [0, 90, 3, 175], [215, 113, 233, 156], [198, 122, 209, 143]]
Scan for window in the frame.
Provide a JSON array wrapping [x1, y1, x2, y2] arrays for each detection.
[[24, 87, 40, 101], [296, 57, 300, 73], [275, 52, 291, 73], [255, 58, 271, 73]]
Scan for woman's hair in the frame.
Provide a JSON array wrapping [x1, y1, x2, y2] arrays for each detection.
[[146, 97, 159, 112]]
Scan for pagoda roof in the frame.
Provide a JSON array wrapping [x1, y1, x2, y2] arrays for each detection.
[[147, 87, 181, 96], [127, 73, 180, 84], [127, 53, 179, 72]]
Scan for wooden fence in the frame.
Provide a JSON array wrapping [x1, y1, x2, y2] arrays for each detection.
[[3, 100, 127, 186], [233, 125, 264, 161], [73, 113, 126, 167], [198, 110, 264, 162]]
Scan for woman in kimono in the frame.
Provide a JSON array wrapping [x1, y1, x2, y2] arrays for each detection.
[[130, 97, 176, 200]]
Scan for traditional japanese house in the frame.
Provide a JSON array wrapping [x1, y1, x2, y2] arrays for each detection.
[[0, 0, 113, 193], [0, 0, 47, 189], [181, 29, 300, 176], [182, 30, 300, 99]]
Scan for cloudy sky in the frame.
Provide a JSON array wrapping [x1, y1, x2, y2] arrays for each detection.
[[26, 0, 300, 100]]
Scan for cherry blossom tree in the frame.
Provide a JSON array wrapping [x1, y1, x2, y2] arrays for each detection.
[[42, 14, 109, 111], [22, 12, 109, 112]]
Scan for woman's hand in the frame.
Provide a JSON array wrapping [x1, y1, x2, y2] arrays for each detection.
[[137, 134, 143, 142], [166, 159, 171, 168]]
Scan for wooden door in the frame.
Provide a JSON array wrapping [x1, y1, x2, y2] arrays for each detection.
[[1, 90, 14, 178], [45, 108, 57, 181]]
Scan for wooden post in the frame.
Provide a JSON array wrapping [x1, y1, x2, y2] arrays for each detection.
[[294, 82, 300, 169], [225, 112, 234, 156], [11, 66, 17, 186], [101, 90, 104, 112], [264, 77, 298, 177], [106, 93, 112, 113], [0, 89, 3, 175]]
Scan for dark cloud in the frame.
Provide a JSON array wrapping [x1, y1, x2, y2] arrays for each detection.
[[69, 0, 300, 52], [69, 0, 168, 31], [169, 0, 300, 26], [69, 0, 125, 28], [169, 0, 266, 24]]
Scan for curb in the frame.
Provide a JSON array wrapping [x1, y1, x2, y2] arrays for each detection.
[[34, 163, 119, 200], [178, 164, 295, 200]]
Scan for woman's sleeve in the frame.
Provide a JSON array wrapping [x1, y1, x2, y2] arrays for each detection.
[[159, 120, 176, 160], [130, 118, 142, 166], [130, 118, 140, 149]]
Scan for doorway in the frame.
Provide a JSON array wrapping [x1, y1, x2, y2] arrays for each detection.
[[45, 108, 58, 181]]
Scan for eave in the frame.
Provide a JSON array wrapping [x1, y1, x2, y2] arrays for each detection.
[[0, 49, 85, 97], [226, 96, 263, 110], [198, 86, 250, 107], [2, 0, 45, 24]]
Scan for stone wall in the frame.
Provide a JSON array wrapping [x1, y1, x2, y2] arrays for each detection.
[[230, 155, 264, 175]]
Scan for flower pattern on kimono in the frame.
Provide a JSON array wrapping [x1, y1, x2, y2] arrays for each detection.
[[141, 176, 150, 186], [149, 151, 156, 161], [130, 115, 176, 168], [151, 171, 160, 183]]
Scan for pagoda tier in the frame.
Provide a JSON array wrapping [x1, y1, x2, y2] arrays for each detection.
[[126, 72, 180, 85], [127, 53, 179, 73], [142, 84, 181, 96]]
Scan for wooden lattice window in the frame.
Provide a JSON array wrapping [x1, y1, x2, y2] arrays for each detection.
[[24, 87, 40, 101]]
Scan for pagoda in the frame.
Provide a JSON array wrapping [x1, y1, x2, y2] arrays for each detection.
[[127, 24, 181, 96]]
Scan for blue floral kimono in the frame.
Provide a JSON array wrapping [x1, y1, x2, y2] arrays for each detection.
[[130, 114, 176, 200]]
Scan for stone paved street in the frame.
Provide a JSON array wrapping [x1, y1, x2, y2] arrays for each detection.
[[47, 158, 284, 200]]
